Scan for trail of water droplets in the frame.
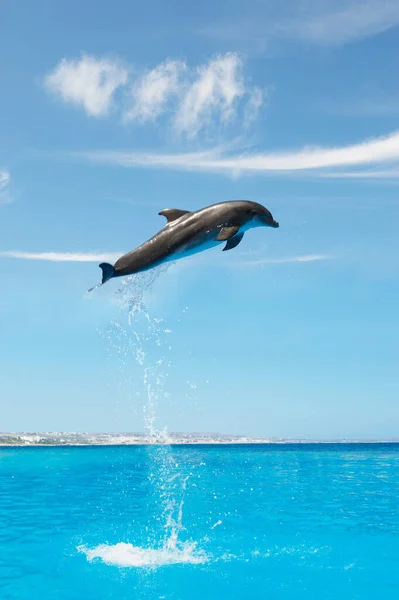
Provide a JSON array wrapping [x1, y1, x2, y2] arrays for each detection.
[[101, 266, 172, 437], [87, 267, 207, 568]]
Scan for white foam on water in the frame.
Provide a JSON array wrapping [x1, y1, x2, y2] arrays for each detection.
[[78, 541, 208, 568]]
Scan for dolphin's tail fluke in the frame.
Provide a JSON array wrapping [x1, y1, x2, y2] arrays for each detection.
[[99, 262, 115, 284], [87, 263, 115, 293]]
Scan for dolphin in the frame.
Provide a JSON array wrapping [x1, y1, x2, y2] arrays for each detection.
[[92, 200, 279, 289]]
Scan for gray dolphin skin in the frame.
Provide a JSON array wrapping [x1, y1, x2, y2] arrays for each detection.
[[94, 200, 279, 288]]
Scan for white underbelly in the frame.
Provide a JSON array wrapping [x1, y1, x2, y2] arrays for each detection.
[[163, 237, 222, 264], [159, 221, 257, 266]]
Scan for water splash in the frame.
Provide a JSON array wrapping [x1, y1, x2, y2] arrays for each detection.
[[101, 266, 173, 434], [78, 541, 208, 568], [113, 265, 170, 320], [84, 268, 207, 568], [148, 447, 191, 552]]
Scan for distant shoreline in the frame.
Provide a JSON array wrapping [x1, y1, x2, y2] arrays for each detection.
[[1, 432, 398, 447], [1, 441, 399, 447]]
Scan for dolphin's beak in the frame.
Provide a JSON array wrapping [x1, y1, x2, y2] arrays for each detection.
[[272, 220, 279, 228]]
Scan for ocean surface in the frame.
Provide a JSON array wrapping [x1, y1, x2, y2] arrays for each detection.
[[1, 444, 398, 599]]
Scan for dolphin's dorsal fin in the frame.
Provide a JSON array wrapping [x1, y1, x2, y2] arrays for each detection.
[[215, 225, 240, 241], [159, 209, 190, 223]]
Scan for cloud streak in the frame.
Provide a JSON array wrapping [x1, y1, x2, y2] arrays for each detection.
[[321, 167, 399, 179], [286, 0, 399, 47], [202, 0, 399, 50], [0, 251, 121, 262], [0, 251, 331, 269], [77, 129, 399, 177], [236, 254, 333, 267]]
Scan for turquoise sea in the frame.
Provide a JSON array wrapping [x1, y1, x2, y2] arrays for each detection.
[[1, 443, 398, 599]]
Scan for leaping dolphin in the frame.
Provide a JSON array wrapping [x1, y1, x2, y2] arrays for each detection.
[[92, 200, 279, 289]]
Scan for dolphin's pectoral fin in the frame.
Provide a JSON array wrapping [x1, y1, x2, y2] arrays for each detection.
[[159, 209, 191, 223], [215, 225, 240, 241], [223, 232, 244, 251]]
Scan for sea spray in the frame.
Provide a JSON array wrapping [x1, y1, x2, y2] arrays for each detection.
[[101, 266, 172, 429], [85, 268, 208, 568]]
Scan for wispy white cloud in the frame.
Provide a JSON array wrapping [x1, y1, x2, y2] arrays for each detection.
[[0, 170, 14, 205], [125, 59, 186, 122], [202, 0, 399, 50], [44, 54, 128, 117], [0, 251, 121, 262], [0, 171, 9, 188], [44, 53, 264, 138], [174, 53, 254, 138], [0, 170, 10, 193], [322, 168, 399, 179], [243, 87, 265, 128], [236, 254, 333, 267], [77, 129, 399, 177], [126, 53, 264, 138]]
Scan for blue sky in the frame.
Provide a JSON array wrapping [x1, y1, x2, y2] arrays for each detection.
[[1, 0, 399, 439]]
